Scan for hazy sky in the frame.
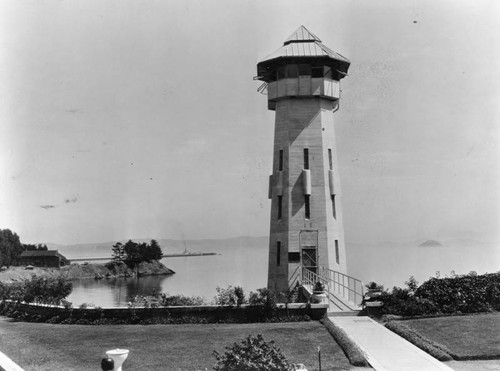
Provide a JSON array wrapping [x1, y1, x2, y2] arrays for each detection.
[[0, 0, 499, 245]]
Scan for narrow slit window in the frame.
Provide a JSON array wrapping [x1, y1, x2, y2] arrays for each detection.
[[303, 148, 309, 170], [278, 196, 283, 220], [328, 149, 333, 170], [331, 195, 336, 219], [288, 252, 300, 263], [279, 149, 283, 171], [277, 241, 281, 266], [304, 195, 310, 219], [335, 240, 340, 264]]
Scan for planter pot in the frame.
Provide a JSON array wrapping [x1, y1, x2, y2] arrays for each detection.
[[311, 292, 328, 304]]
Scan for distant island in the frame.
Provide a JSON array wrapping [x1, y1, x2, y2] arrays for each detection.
[[418, 240, 443, 247]]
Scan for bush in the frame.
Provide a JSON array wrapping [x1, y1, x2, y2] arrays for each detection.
[[213, 334, 290, 371], [320, 317, 369, 367], [249, 288, 277, 320], [313, 281, 325, 292], [2, 275, 73, 305], [416, 272, 500, 314], [379, 272, 500, 316], [160, 294, 206, 307], [381, 287, 437, 317], [385, 320, 453, 361], [214, 286, 246, 307]]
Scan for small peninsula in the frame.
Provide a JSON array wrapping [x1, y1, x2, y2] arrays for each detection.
[[0, 260, 175, 284]]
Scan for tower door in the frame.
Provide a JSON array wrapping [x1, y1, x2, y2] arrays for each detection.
[[301, 248, 317, 275], [300, 230, 318, 274]]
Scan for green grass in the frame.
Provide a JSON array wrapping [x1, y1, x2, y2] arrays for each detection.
[[398, 313, 500, 360], [0, 318, 356, 371]]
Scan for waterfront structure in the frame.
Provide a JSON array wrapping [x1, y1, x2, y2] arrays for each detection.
[[20, 250, 70, 268], [256, 26, 351, 293]]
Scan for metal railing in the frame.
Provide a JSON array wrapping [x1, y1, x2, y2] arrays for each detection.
[[299, 266, 364, 307], [288, 264, 301, 290], [319, 267, 364, 306]]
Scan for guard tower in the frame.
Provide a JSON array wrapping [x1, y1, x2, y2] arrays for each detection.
[[256, 26, 351, 293]]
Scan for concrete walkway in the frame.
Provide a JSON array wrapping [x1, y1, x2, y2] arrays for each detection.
[[329, 316, 454, 371]]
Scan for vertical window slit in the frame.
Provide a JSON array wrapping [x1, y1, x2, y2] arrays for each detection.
[[304, 195, 310, 219], [303, 148, 309, 170]]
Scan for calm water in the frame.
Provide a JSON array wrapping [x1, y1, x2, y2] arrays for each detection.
[[67, 241, 499, 307], [67, 246, 268, 307]]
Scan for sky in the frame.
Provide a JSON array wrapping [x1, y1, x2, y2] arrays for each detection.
[[0, 0, 499, 246]]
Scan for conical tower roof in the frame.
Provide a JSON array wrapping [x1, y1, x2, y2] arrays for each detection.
[[257, 26, 350, 81], [284, 25, 321, 44]]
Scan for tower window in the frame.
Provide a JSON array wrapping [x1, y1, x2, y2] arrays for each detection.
[[277, 66, 285, 79], [277, 241, 281, 266], [279, 149, 283, 171], [304, 195, 310, 219], [328, 149, 333, 170], [303, 148, 309, 170], [335, 240, 340, 264], [286, 64, 298, 78], [312, 66, 323, 78], [278, 196, 283, 220], [299, 64, 311, 76], [331, 195, 336, 219]]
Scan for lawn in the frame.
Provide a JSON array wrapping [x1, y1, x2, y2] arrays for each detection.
[[0, 318, 361, 371], [402, 313, 500, 360]]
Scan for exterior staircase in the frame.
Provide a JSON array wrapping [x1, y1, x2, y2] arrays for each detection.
[[294, 266, 364, 314]]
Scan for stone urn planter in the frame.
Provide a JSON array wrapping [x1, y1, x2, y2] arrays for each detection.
[[311, 282, 328, 304]]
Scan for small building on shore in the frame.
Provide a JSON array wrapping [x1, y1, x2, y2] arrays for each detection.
[[20, 250, 70, 268]]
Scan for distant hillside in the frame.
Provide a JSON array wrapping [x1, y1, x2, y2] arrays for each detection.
[[418, 240, 443, 247], [56, 236, 268, 259]]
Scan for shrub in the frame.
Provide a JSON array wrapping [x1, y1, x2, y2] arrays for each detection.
[[381, 287, 437, 317], [213, 334, 290, 371], [313, 281, 325, 292], [320, 317, 369, 367], [249, 288, 277, 320], [365, 281, 384, 291], [160, 294, 206, 307], [416, 272, 500, 314], [214, 286, 246, 307], [3, 275, 73, 305], [385, 321, 452, 361]]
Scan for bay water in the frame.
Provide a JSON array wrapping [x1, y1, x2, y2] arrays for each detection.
[[66, 240, 499, 307]]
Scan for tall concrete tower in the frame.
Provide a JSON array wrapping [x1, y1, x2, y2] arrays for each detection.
[[256, 26, 351, 293]]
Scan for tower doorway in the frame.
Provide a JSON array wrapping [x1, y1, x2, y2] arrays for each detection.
[[300, 230, 318, 274], [301, 248, 317, 275]]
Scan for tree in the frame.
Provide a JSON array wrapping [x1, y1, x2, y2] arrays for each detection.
[[0, 229, 24, 267], [111, 242, 126, 262], [23, 243, 48, 251], [114, 239, 163, 266]]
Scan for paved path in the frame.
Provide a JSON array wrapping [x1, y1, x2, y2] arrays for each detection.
[[0, 350, 24, 371], [329, 316, 454, 371]]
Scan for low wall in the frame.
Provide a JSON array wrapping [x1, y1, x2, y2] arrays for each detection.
[[3, 301, 328, 323]]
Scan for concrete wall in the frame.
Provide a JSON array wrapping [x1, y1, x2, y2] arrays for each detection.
[[267, 97, 348, 293]]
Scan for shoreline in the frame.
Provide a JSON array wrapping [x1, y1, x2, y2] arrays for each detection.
[[0, 260, 175, 284]]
